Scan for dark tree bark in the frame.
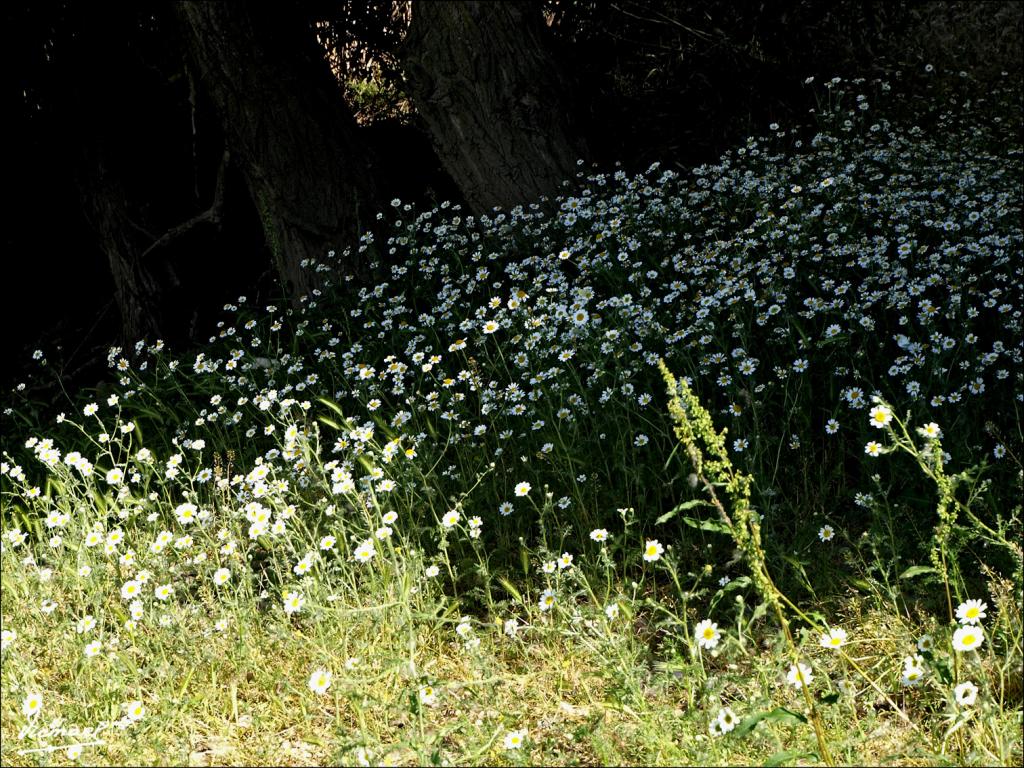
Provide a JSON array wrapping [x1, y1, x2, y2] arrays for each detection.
[[62, 8, 180, 346], [76, 148, 168, 345], [175, 0, 383, 299], [400, 1, 586, 213], [23, 2, 239, 348]]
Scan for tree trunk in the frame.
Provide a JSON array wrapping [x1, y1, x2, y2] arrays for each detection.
[[175, 0, 382, 300], [77, 150, 167, 345], [63, 8, 175, 346], [400, 1, 586, 213]]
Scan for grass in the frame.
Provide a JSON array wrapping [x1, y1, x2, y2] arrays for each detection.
[[3, 570, 1020, 765], [1, 65, 1022, 765]]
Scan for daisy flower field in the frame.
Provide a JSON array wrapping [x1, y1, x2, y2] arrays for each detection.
[[1, 68, 1021, 766]]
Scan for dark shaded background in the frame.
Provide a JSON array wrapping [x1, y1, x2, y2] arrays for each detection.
[[2, 1, 1021, 394]]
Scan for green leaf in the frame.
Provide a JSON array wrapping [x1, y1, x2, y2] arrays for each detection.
[[709, 575, 751, 611], [662, 442, 682, 471], [318, 415, 342, 431], [802, 610, 829, 627], [317, 397, 346, 419], [177, 666, 196, 699], [655, 499, 709, 525], [932, 656, 953, 685], [846, 577, 874, 593], [734, 707, 807, 737], [899, 565, 938, 580], [679, 514, 731, 534], [764, 750, 818, 766], [748, 600, 770, 624], [655, 510, 676, 524], [782, 554, 810, 569], [717, 575, 751, 593], [90, 488, 108, 514], [496, 576, 523, 604]]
